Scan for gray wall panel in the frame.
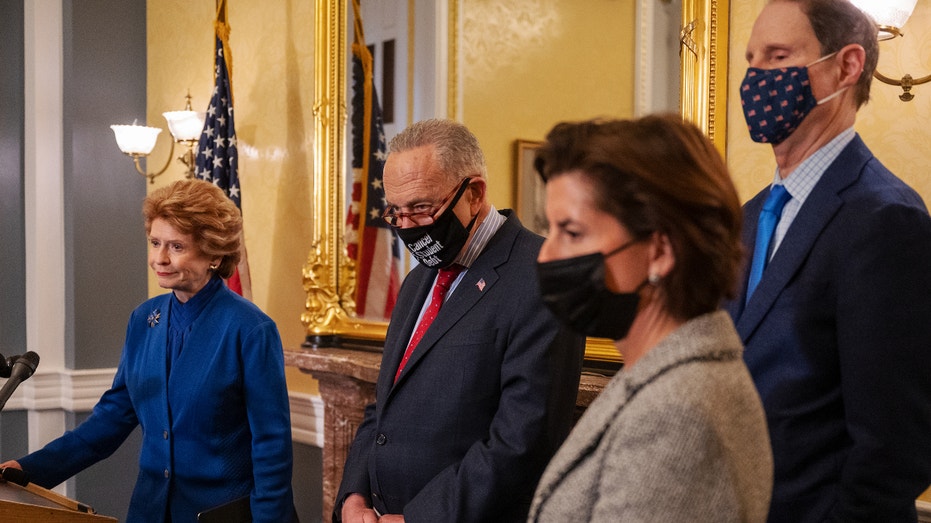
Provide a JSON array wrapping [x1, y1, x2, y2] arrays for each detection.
[[0, 0, 26, 361], [293, 442, 324, 522], [0, 411, 29, 460], [64, 0, 148, 370], [71, 411, 141, 520]]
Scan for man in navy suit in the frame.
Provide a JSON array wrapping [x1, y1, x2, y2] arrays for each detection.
[[335, 119, 585, 523], [727, 1, 931, 521]]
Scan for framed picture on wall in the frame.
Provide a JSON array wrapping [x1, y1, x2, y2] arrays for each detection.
[[514, 139, 547, 236]]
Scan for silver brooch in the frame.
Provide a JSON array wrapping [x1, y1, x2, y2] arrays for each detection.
[[147, 309, 161, 328]]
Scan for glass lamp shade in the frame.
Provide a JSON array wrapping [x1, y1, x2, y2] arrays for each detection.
[[851, 0, 917, 38], [110, 124, 161, 155], [162, 110, 206, 141]]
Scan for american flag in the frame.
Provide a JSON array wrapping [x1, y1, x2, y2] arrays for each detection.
[[195, 12, 251, 298], [346, 3, 400, 320]]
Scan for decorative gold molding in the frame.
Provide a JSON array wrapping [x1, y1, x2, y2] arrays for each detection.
[[448, 0, 459, 118], [680, 0, 729, 154], [302, 0, 388, 348], [303, 0, 730, 356]]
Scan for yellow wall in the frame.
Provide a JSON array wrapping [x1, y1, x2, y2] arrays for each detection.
[[148, 1, 318, 393], [727, 1, 931, 203], [461, 0, 637, 209], [146, 2, 931, 395]]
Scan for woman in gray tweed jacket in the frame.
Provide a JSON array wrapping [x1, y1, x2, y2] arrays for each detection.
[[530, 115, 772, 522]]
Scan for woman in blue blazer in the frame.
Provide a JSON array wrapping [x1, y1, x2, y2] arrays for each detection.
[[2, 180, 294, 522]]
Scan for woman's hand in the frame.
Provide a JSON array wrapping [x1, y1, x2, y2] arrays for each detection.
[[0, 460, 22, 482]]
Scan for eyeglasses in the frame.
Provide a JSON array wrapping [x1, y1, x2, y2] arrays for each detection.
[[382, 177, 473, 227]]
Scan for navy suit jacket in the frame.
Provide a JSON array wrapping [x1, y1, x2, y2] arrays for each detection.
[[335, 211, 585, 523], [727, 136, 931, 522]]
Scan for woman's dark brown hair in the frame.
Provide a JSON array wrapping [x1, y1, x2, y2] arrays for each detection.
[[534, 114, 743, 320], [142, 179, 243, 279]]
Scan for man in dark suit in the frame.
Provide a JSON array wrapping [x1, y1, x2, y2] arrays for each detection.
[[335, 119, 585, 523], [727, 1, 931, 521]]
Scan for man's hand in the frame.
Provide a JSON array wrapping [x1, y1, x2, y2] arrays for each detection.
[[378, 515, 405, 523], [342, 493, 378, 523]]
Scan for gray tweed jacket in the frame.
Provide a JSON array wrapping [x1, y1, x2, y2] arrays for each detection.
[[528, 310, 773, 522]]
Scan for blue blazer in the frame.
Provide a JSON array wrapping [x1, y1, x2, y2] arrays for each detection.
[[727, 136, 931, 522], [19, 285, 294, 523], [335, 211, 586, 523]]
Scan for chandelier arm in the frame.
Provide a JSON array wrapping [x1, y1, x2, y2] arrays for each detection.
[[873, 70, 931, 86], [177, 140, 198, 179], [130, 138, 176, 184]]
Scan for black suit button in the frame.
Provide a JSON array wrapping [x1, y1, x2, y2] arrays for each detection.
[[376, 433, 387, 445]]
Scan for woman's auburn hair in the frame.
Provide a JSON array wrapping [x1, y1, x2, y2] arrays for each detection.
[[142, 179, 243, 279]]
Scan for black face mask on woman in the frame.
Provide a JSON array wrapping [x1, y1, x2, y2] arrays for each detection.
[[394, 178, 478, 269], [536, 241, 647, 340]]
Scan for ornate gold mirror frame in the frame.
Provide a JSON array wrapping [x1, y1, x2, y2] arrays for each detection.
[[302, 0, 729, 351]]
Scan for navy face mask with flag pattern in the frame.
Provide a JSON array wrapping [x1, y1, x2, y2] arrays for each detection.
[[740, 52, 844, 145]]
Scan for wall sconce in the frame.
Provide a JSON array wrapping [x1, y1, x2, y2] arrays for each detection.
[[851, 0, 929, 102], [110, 93, 206, 183]]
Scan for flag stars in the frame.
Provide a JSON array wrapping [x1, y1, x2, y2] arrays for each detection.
[[195, 36, 240, 210]]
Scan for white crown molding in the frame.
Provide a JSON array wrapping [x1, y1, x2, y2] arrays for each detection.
[[4, 368, 324, 448], [3, 368, 117, 412]]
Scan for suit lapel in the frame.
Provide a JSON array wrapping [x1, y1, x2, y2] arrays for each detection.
[[734, 136, 871, 342], [379, 271, 434, 398], [394, 263, 502, 385], [389, 213, 517, 390]]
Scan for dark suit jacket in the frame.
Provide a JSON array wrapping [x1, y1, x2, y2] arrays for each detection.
[[335, 211, 585, 523], [727, 136, 931, 522]]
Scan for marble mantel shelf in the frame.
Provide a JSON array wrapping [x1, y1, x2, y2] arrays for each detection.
[[284, 346, 382, 383]]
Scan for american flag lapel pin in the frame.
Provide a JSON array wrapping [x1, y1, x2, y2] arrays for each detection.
[[476, 279, 486, 292]]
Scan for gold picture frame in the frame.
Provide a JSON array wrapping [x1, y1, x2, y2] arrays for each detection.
[[514, 139, 546, 237], [302, 0, 730, 358]]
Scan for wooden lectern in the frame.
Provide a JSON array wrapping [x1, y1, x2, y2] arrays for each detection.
[[0, 481, 117, 523]]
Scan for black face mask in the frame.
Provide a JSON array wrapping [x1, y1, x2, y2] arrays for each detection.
[[394, 179, 478, 268], [536, 241, 647, 340]]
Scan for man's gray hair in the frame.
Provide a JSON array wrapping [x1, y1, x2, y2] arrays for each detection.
[[388, 119, 487, 184]]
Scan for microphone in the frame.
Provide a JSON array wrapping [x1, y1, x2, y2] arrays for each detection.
[[0, 351, 40, 411], [0, 466, 29, 486]]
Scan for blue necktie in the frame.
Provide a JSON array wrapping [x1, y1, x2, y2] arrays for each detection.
[[747, 184, 791, 301]]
